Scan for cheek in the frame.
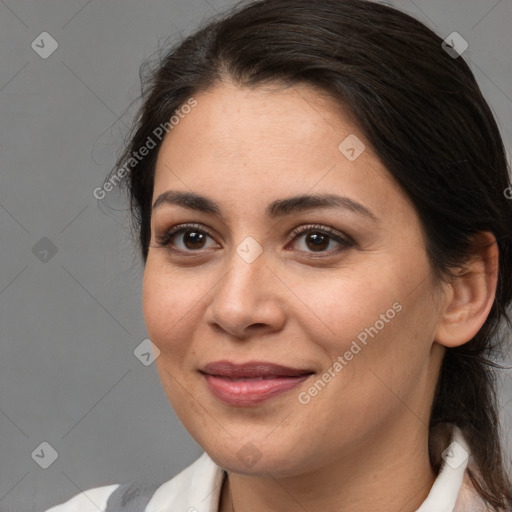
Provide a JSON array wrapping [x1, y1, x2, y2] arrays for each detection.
[[294, 265, 403, 356], [142, 262, 205, 415], [293, 258, 434, 405], [142, 259, 197, 356]]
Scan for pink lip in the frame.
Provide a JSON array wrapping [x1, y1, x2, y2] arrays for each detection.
[[200, 360, 314, 406]]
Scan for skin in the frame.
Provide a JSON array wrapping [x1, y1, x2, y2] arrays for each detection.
[[142, 80, 499, 512]]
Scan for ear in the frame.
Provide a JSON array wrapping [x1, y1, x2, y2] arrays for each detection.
[[435, 231, 499, 348]]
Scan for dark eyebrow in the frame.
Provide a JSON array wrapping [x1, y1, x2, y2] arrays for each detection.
[[152, 190, 378, 221]]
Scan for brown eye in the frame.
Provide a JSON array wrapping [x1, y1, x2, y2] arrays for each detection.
[[289, 225, 353, 256], [155, 223, 218, 252], [181, 229, 207, 250], [304, 232, 330, 252], [155, 223, 353, 257]]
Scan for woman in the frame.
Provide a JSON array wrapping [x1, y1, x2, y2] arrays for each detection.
[[46, 0, 512, 510]]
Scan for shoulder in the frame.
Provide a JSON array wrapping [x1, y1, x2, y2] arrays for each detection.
[[453, 463, 509, 512], [453, 469, 494, 512], [43, 452, 223, 512], [144, 452, 225, 510], [43, 483, 120, 512]]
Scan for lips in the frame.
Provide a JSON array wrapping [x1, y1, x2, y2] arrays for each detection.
[[201, 361, 313, 379], [200, 360, 314, 406]]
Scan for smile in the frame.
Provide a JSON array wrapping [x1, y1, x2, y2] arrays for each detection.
[[199, 360, 314, 406]]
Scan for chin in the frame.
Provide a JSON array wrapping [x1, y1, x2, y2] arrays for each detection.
[[203, 437, 311, 478]]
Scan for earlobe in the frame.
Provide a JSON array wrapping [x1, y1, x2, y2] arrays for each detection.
[[435, 231, 499, 348]]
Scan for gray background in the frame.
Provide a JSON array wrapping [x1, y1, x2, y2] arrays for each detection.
[[0, 0, 511, 510]]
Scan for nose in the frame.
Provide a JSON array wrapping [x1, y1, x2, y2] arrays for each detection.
[[203, 242, 287, 340]]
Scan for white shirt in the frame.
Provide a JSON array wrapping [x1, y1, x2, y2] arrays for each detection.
[[44, 427, 489, 512]]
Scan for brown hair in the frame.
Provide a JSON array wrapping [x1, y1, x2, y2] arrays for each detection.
[[110, 0, 512, 507]]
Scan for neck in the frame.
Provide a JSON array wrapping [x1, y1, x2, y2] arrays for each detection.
[[219, 420, 436, 512]]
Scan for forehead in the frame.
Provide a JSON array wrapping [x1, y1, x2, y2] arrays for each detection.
[[152, 81, 412, 222], [164, 83, 340, 154]]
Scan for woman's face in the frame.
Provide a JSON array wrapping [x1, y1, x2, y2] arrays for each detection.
[[143, 81, 447, 477]]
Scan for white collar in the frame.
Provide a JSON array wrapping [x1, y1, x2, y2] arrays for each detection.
[[145, 427, 476, 512], [415, 426, 471, 511]]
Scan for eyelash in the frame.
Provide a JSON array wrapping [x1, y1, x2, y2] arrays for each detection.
[[154, 222, 354, 257]]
